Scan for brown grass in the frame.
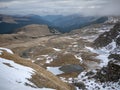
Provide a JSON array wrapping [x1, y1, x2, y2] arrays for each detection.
[[36, 47, 54, 55], [58, 72, 80, 79], [0, 51, 75, 90], [46, 53, 80, 67], [12, 47, 27, 55], [19, 46, 55, 59], [81, 51, 99, 62]]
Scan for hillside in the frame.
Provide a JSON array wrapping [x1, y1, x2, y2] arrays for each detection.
[[0, 48, 75, 90], [15, 24, 52, 37]]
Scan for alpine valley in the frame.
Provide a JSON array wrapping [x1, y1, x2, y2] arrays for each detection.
[[0, 14, 120, 90]]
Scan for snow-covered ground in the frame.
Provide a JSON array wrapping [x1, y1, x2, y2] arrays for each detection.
[[0, 47, 55, 90], [74, 55, 83, 63], [85, 46, 109, 67], [53, 48, 61, 52], [73, 40, 120, 90], [0, 47, 14, 54], [85, 40, 117, 67], [46, 56, 54, 64], [77, 71, 120, 90], [0, 58, 55, 90], [0, 57, 37, 90], [0, 50, 3, 55], [105, 16, 120, 24]]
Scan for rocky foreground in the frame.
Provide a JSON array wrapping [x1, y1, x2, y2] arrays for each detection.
[[0, 17, 120, 90]]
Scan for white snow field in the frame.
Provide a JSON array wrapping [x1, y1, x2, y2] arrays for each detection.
[[0, 47, 55, 90]]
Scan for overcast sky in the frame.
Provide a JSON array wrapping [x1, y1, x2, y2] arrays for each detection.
[[0, 0, 120, 16]]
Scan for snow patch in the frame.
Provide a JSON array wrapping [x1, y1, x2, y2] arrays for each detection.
[[105, 40, 116, 52], [41, 55, 49, 57], [74, 55, 83, 63], [36, 58, 42, 60], [0, 47, 14, 54], [53, 48, 61, 52], [73, 45, 78, 48], [77, 71, 120, 90], [82, 35, 97, 42], [85, 41, 118, 67], [0, 57, 39, 90], [46, 56, 53, 64], [96, 54, 109, 67], [41, 55, 55, 64], [111, 46, 120, 54], [64, 36, 73, 39], [60, 77, 67, 82], [85, 46, 109, 67], [0, 50, 3, 55]]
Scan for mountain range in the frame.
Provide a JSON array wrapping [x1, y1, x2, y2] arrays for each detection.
[[0, 14, 108, 34], [43, 15, 108, 33]]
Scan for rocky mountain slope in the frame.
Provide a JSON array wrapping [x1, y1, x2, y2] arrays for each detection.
[[93, 22, 120, 83], [0, 16, 120, 90]]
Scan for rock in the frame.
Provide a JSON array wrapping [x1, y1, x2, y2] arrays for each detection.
[[73, 82, 86, 90], [116, 36, 120, 46], [85, 71, 95, 76], [95, 60, 120, 82], [108, 54, 120, 60], [94, 22, 120, 48]]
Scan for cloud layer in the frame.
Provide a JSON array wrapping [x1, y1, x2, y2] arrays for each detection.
[[0, 0, 120, 16]]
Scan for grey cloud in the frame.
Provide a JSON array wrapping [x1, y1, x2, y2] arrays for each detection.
[[0, 0, 12, 2], [0, 0, 120, 16], [0, 0, 17, 2]]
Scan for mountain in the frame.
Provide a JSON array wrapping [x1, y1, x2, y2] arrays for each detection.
[[0, 14, 51, 34], [0, 14, 108, 34], [43, 14, 108, 33], [42, 15, 63, 22], [105, 16, 120, 24]]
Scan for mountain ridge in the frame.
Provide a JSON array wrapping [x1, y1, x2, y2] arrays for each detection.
[[0, 14, 108, 34]]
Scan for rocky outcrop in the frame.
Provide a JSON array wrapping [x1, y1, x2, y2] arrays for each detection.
[[94, 22, 120, 48], [108, 54, 120, 60], [93, 22, 120, 83], [95, 60, 120, 82]]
